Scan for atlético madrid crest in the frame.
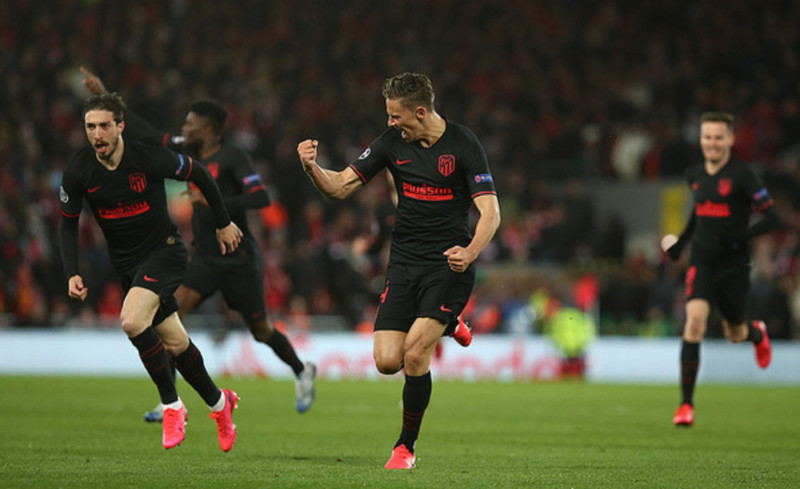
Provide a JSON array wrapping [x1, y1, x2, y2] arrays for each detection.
[[438, 154, 455, 177], [717, 178, 732, 197], [129, 172, 147, 193]]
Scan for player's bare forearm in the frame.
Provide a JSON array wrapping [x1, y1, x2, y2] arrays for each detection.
[[80, 66, 107, 94], [297, 139, 362, 199], [467, 194, 501, 256], [445, 194, 501, 272]]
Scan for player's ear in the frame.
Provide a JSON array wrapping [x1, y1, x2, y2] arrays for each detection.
[[415, 106, 427, 120], [119, 121, 125, 133]]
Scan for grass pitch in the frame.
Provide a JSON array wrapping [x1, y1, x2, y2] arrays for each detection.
[[0, 376, 797, 488]]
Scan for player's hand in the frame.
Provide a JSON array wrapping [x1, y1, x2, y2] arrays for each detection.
[[297, 139, 319, 172], [444, 246, 475, 273], [661, 234, 683, 261], [216, 222, 243, 255], [68, 275, 88, 302], [79, 66, 107, 94]]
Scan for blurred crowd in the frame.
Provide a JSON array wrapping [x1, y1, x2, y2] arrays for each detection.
[[3, 0, 800, 338]]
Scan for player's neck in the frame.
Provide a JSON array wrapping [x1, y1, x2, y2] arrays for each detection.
[[704, 156, 730, 175], [200, 139, 221, 159], [418, 113, 446, 149]]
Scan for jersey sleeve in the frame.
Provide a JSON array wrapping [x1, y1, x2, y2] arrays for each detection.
[[58, 161, 84, 278], [58, 163, 84, 219], [460, 129, 496, 198], [740, 166, 773, 212], [349, 133, 391, 184], [224, 149, 271, 212], [145, 146, 232, 228]]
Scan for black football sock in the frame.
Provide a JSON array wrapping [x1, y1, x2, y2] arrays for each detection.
[[680, 340, 700, 406], [173, 341, 221, 407], [265, 330, 304, 376], [396, 371, 432, 453], [746, 322, 764, 344], [130, 327, 178, 404]]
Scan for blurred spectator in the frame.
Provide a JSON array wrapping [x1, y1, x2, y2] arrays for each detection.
[[3, 0, 800, 337]]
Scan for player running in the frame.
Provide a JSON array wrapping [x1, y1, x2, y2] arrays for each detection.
[[662, 111, 782, 427], [59, 92, 242, 450], [80, 67, 316, 420], [297, 72, 500, 469]]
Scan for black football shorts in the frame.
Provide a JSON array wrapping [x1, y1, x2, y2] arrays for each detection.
[[373, 261, 476, 332], [119, 233, 188, 326], [181, 245, 267, 322], [685, 258, 750, 324]]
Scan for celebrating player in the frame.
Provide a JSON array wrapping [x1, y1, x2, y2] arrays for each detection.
[[59, 92, 243, 450], [80, 67, 317, 420], [662, 111, 782, 427], [297, 72, 501, 469]]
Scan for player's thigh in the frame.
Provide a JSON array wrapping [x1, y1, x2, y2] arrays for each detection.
[[120, 286, 161, 337], [715, 265, 750, 324], [174, 284, 203, 318], [130, 240, 188, 328], [685, 262, 714, 304], [683, 298, 710, 341], [417, 264, 476, 326], [181, 250, 222, 301], [373, 263, 418, 333], [403, 317, 447, 374], [373, 330, 407, 373], [219, 258, 267, 322]]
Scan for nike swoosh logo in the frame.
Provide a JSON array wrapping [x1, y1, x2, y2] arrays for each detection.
[[143, 275, 158, 283], [396, 159, 412, 165], [87, 186, 101, 193], [440, 305, 453, 313]]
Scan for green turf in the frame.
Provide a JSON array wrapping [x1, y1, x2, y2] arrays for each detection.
[[0, 377, 796, 488]]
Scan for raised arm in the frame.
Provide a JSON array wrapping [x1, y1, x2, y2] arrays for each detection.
[[297, 139, 364, 199]]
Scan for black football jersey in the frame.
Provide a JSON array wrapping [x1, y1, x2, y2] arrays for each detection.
[[60, 141, 200, 271], [128, 111, 268, 261], [351, 121, 497, 265], [686, 157, 773, 261], [185, 144, 266, 257]]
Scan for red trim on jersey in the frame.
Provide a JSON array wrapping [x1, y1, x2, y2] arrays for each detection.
[[60, 209, 80, 218], [247, 185, 266, 194], [349, 164, 367, 183], [184, 156, 194, 180], [162, 133, 169, 147], [471, 190, 497, 198], [754, 200, 773, 212]]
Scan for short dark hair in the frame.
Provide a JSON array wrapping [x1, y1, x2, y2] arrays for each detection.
[[189, 99, 228, 135], [381, 72, 436, 111], [700, 111, 735, 130], [82, 92, 126, 123]]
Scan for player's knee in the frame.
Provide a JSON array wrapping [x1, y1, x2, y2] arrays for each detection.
[[374, 354, 402, 375], [249, 320, 274, 343], [402, 349, 427, 371], [683, 317, 705, 341], [120, 313, 147, 338], [162, 336, 190, 356], [723, 323, 748, 343]]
